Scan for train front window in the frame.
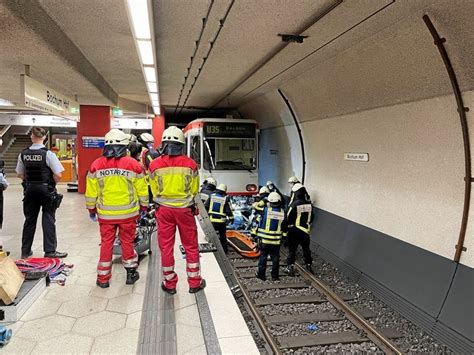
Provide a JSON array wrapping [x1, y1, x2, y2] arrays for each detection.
[[204, 138, 257, 171]]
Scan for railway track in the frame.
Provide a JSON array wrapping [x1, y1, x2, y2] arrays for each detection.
[[226, 250, 403, 355]]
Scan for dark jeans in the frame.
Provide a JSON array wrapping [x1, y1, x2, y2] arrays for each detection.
[[212, 221, 228, 253], [257, 243, 280, 280], [22, 185, 57, 255], [287, 227, 313, 265]]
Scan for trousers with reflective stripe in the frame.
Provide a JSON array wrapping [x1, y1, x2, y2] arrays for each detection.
[[97, 221, 138, 283], [155, 205, 202, 288]]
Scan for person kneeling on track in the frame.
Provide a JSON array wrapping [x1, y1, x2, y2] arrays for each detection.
[[85, 129, 149, 288], [200, 177, 217, 202], [204, 183, 234, 253], [149, 126, 206, 295], [255, 192, 287, 281], [285, 183, 314, 276]]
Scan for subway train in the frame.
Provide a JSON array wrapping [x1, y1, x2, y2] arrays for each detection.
[[184, 118, 259, 195]]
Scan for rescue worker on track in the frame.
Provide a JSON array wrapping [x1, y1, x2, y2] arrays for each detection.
[[200, 177, 217, 202], [250, 186, 270, 240], [285, 183, 314, 275], [16, 127, 67, 259], [255, 192, 287, 281], [288, 176, 310, 205], [149, 126, 206, 295], [138, 133, 159, 170], [85, 129, 149, 288], [204, 183, 233, 253], [266, 180, 284, 204]]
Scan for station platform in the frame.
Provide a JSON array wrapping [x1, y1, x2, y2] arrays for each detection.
[[1, 181, 259, 354]]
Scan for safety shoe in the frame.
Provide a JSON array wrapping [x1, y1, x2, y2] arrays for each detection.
[[44, 251, 68, 258], [305, 263, 314, 274], [96, 280, 110, 288], [285, 264, 295, 276], [161, 282, 177, 295], [271, 276, 279, 281], [126, 268, 140, 285], [21, 250, 33, 259], [189, 279, 206, 293], [255, 272, 266, 281]]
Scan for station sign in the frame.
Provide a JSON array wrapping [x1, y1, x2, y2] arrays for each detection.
[[0, 114, 77, 127], [344, 153, 369, 162], [112, 118, 152, 129], [203, 122, 256, 138], [82, 136, 105, 148], [20, 75, 80, 121]]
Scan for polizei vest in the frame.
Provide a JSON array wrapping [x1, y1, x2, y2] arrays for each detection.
[[21, 148, 54, 185]]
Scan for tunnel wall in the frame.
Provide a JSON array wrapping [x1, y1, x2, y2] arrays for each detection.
[[240, 90, 474, 351]]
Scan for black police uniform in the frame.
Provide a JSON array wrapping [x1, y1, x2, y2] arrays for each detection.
[[21, 147, 58, 257]]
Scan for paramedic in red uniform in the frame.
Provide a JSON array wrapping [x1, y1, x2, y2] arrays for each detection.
[[149, 126, 206, 295], [85, 129, 149, 288]]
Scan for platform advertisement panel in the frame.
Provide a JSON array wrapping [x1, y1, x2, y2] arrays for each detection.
[[20, 75, 80, 121]]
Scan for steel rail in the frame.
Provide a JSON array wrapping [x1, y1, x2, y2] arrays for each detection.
[[291, 260, 402, 355]]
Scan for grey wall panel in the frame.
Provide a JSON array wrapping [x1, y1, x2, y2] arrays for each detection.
[[313, 208, 457, 318], [437, 264, 474, 341]]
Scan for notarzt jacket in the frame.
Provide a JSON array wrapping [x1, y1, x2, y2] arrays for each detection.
[[287, 199, 314, 234], [85, 156, 149, 222], [256, 205, 288, 245], [204, 191, 234, 223], [149, 155, 199, 208]]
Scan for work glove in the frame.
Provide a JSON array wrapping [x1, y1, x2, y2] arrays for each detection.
[[89, 211, 97, 222]]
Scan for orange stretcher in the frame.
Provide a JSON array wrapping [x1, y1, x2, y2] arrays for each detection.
[[226, 230, 260, 258]]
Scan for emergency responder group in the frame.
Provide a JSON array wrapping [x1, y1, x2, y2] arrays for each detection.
[[86, 126, 205, 294]]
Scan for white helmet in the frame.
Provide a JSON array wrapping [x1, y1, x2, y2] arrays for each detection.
[[217, 183, 227, 192], [104, 129, 130, 146], [268, 192, 281, 203], [139, 133, 154, 143], [259, 186, 270, 195], [288, 176, 300, 184], [207, 177, 217, 186], [266, 180, 273, 186], [162, 126, 185, 144], [292, 183, 304, 192]]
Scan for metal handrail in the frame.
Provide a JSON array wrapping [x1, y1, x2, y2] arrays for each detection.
[[0, 125, 12, 138]]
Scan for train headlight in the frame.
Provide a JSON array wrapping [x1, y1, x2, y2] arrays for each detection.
[[246, 184, 257, 192]]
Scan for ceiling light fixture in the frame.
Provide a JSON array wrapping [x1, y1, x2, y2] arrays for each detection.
[[0, 98, 14, 106], [125, 0, 160, 116]]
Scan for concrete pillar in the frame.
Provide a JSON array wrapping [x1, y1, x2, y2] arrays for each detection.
[[77, 105, 111, 194]]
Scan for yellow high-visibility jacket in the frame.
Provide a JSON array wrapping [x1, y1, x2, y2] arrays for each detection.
[[149, 154, 199, 208], [85, 156, 149, 222]]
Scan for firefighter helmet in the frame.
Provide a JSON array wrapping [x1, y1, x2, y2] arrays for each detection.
[[268, 192, 281, 203], [217, 183, 227, 193], [207, 177, 217, 186], [104, 129, 130, 146], [288, 176, 300, 184], [162, 126, 185, 144], [139, 133, 155, 144], [259, 186, 270, 195]]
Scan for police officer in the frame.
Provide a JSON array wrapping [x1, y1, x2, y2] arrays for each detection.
[[204, 183, 233, 253], [255, 192, 287, 281], [16, 127, 67, 259], [149, 126, 206, 295], [285, 183, 314, 275], [200, 177, 217, 202]]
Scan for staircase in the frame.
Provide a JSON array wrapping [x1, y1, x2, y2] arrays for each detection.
[[1, 134, 32, 175]]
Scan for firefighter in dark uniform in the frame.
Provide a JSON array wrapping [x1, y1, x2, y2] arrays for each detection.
[[286, 183, 314, 275], [16, 127, 67, 259], [204, 183, 233, 253], [200, 177, 217, 202], [255, 192, 287, 281]]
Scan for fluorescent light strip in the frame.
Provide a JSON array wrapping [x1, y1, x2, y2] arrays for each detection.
[[144, 67, 156, 82], [151, 99, 159, 106], [137, 40, 154, 65], [126, 0, 151, 39], [147, 82, 158, 93], [149, 93, 158, 102], [153, 106, 161, 115]]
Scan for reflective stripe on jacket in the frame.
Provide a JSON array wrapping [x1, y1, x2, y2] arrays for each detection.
[[288, 202, 313, 234], [85, 156, 149, 222], [149, 154, 199, 208], [256, 206, 288, 245]]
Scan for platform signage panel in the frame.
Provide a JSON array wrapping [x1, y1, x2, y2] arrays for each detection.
[[20, 75, 80, 121], [0, 114, 77, 127], [112, 118, 152, 129], [82, 136, 105, 148], [344, 153, 369, 162]]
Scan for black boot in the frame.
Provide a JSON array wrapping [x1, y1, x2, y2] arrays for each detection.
[[189, 279, 206, 293], [285, 264, 295, 276], [126, 268, 140, 285], [305, 263, 313, 274], [96, 280, 110, 288]]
